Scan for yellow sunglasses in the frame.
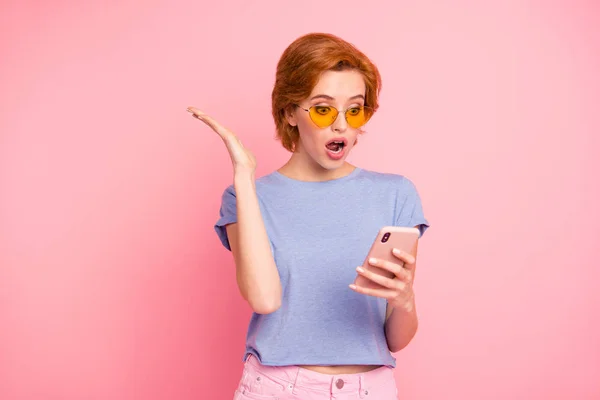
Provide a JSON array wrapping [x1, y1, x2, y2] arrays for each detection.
[[296, 105, 374, 129]]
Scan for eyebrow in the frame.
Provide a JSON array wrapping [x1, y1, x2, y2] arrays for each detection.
[[310, 94, 365, 101]]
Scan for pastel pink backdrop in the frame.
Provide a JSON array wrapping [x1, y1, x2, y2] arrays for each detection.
[[1, 1, 599, 399]]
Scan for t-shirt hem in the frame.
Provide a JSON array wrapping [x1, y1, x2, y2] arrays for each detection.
[[255, 361, 397, 368], [244, 352, 396, 368]]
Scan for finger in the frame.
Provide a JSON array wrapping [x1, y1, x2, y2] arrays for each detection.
[[190, 110, 222, 133], [192, 113, 223, 136], [190, 113, 245, 161], [349, 283, 396, 299], [391, 248, 416, 268], [187, 106, 206, 117], [367, 258, 411, 281], [187, 106, 206, 115], [356, 266, 404, 289], [187, 107, 235, 140]]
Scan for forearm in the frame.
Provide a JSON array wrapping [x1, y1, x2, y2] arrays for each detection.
[[232, 172, 282, 314], [384, 299, 419, 353]]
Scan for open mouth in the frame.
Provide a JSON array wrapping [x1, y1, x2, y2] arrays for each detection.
[[325, 139, 347, 154]]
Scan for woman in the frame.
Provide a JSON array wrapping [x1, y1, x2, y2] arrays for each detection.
[[187, 32, 429, 400]]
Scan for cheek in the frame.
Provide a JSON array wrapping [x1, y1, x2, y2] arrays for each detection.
[[297, 123, 322, 149], [297, 116, 314, 133]]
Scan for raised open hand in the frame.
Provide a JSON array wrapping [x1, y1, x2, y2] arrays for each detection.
[[187, 106, 257, 175]]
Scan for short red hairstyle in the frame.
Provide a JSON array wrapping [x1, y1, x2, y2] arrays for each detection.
[[271, 33, 382, 152]]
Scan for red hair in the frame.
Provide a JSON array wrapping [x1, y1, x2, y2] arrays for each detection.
[[271, 33, 382, 152]]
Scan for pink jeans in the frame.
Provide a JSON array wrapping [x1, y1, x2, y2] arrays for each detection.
[[233, 354, 398, 400]]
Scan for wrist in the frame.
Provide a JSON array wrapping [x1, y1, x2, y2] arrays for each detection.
[[389, 294, 416, 314], [234, 170, 255, 185]]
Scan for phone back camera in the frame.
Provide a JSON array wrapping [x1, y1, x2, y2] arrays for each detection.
[[381, 232, 390, 243]]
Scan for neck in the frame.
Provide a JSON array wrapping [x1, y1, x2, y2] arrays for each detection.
[[277, 151, 356, 182]]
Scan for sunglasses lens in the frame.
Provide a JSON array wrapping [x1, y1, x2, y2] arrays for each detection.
[[309, 106, 339, 128], [346, 106, 373, 129], [307, 106, 374, 128]]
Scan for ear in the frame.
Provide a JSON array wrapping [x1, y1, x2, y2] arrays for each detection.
[[285, 106, 298, 127]]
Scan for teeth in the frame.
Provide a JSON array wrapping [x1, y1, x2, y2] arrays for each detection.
[[326, 140, 345, 154]]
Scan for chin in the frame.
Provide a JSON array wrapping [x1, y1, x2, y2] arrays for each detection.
[[317, 149, 352, 170]]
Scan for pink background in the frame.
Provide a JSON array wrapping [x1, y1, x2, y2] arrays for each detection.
[[1, 1, 599, 399]]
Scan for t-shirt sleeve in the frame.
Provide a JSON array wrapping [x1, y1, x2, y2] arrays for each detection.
[[214, 185, 237, 251], [395, 177, 430, 238]]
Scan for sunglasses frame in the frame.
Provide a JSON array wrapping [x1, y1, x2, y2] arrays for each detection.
[[295, 104, 374, 129]]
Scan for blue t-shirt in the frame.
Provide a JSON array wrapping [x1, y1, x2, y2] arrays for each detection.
[[214, 167, 429, 367]]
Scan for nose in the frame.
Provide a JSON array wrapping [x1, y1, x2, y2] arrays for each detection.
[[331, 110, 348, 132]]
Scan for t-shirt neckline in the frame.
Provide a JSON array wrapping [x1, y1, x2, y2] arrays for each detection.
[[272, 167, 362, 185]]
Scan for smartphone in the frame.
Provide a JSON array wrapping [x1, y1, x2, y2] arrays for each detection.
[[353, 226, 420, 290]]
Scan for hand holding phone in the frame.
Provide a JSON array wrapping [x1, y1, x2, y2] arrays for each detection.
[[353, 226, 420, 290]]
